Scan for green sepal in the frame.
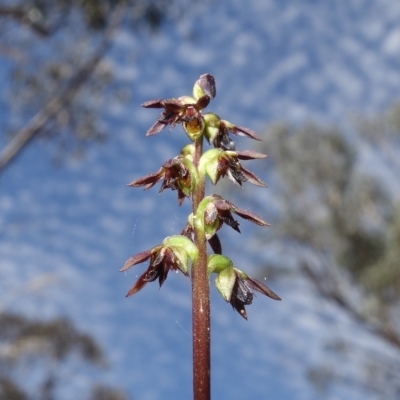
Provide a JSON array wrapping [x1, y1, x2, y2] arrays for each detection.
[[203, 113, 221, 144], [194, 196, 222, 238], [193, 81, 204, 101], [170, 246, 189, 275], [181, 144, 195, 161], [233, 267, 248, 280], [207, 254, 233, 274], [199, 148, 223, 185], [162, 235, 198, 262], [187, 213, 194, 228], [180, 157, 199, 193], [192, 196, 213, 233], [215, 266, 236, 302]]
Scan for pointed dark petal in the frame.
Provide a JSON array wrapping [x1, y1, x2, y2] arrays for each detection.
[[213, 198, 231, 211], [236, 150, 267, 160], [226, 168, 244, 186], [235, 279, 254, 305], [159, 176, 176, 193], [231, 125, 262, 141], [161, 158, 175, 169], [226, 158, 247, 185], [230, 297, 248, 320], [177, 189, 186, 206], [141, 99, 165, 108], [143, 265, 160, 282], [152, 247, 166, 266], [125, 272, 149, 297], [221, 134, 236, 151], [240, 165, 267, 187], [120, 249, 152, 272], [231, 206, 270, 226], [218, 210, 241, 233], [127, 168, 164, 188], [162, 100, 184, 113], [157, 110, 177, 123], [145, 120, 167, 136], [198, 74, 216, 99], [208, 234, 222, 254], [158, 263, 169, 287], [125, 264, 160, 296], [246, 277, 281, 301], [195, 95, 211, 110]]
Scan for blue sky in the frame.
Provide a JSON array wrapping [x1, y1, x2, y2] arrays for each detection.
[[1, 1, 400, 399]]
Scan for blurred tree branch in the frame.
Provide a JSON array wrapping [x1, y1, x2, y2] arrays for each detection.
[[0, 5, 52, 36], [0, 0, 205, 175], [301, 259, 400, 349], [0, 311, 128, 400], [0, 4, 123, 175], [241, 108, 400, 396]]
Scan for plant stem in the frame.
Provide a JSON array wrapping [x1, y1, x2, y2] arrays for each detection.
[[191, 136, 211, 400]]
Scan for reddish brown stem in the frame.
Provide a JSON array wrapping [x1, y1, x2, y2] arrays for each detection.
[[191, 136, 211, 400]]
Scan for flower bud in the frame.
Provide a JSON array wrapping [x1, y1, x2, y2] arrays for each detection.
[[203, 113, 221, 144], [162, 235, 199, 263], [198, 148, 223, 185], [193, 73, 216, 100], [181, 144, 195, 160], [207, 254, 233, 274]]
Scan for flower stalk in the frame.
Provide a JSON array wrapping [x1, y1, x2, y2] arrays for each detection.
[[191, 134, 211, 399], [121, 74, 280, 400]]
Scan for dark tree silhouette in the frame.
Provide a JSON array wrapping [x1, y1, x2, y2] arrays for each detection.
[[244, 102, 400, 398], [0, 311, 128, 400], [0, 0, 204, 174]]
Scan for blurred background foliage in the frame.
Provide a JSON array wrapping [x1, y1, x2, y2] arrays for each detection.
[[0, 312, 127, 400], [1, 0, 400, 398], [239, 100, 400, 395], [0, 0, 203, 169], [0, 0, 202, 398]]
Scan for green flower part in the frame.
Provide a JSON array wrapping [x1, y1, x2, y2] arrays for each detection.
[[193, 195, 269, 247], [215, 266, 237, 303], [182, 115, 205, 141], [207, 254, 233, 274], [200, 148, 267, 187], [180, 144, 195, 160], [203, 113, 261, 151], [162, 235, 199, 263], [180, 217, 223, 255], [203, 194, 269, 234], [207, 255, 281, 319]]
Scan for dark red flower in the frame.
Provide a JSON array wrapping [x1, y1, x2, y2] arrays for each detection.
[[128, 156, 192, 205], [203, 113, 261, 151], [142, 95, 210, 136], [121, 245, 189, 297], [208, 150, 267, 187], [204, 194, 269, 234], [229, 270, 281, 320]]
